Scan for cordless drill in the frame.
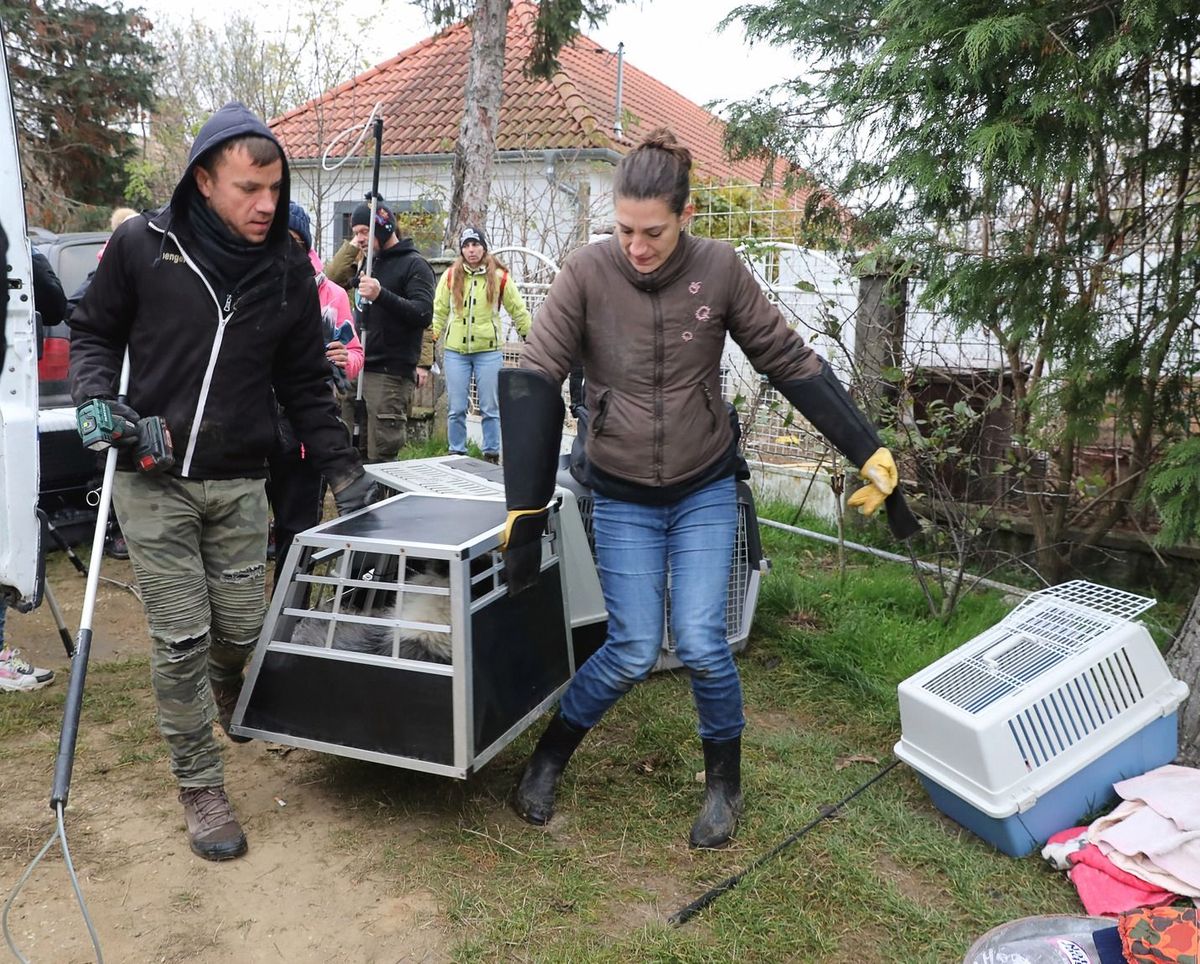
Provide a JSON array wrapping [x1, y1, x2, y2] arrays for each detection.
[[76, 399, 175, 473]]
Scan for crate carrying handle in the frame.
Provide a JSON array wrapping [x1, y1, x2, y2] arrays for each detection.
[[980, 633, 1028, 669]]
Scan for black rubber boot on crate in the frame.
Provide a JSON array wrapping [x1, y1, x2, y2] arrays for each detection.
[[513, 712, 588, 826], [689, 737, 743, 849]]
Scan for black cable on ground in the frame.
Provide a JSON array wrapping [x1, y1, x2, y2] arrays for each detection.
[[669, 757, 902, 926]]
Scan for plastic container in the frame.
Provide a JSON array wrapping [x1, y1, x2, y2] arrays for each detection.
[[895, 581, 1189, 857]]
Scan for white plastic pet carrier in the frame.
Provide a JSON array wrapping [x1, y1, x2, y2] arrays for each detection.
[[895, 581, 1189, 856]]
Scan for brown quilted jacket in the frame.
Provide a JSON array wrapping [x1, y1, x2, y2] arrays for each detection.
[[520, 232, 823, 488]]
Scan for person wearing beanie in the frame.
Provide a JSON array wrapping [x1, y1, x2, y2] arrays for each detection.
[[338, 195, 435, 461], [68, 102, 373, 864], [287, 200, 312, 251], [430, 225, 532, 461]]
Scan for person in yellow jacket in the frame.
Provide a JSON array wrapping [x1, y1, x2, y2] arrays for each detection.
[[431, 226, 532, 461]]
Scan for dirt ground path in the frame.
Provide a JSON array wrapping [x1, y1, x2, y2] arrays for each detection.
[[1, 553, 452, 963]]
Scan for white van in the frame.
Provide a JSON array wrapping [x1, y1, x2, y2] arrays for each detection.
[[1, 27, 42, 610]]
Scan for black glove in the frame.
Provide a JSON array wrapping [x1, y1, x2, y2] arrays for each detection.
[[108, 399, 140, 426], [330, 470, 376, 515]]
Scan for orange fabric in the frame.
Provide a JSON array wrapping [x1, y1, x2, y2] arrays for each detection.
[[1119, 906, 1199, 963]]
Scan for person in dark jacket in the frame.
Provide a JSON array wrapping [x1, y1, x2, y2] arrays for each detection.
[[32, 247, 67, 331], [347, 199, 434, 461], [68, 101, 374, 863]]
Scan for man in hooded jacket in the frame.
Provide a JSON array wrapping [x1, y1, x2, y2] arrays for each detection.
[[69, 102, 373, 862], [345, 199, 434, 461]]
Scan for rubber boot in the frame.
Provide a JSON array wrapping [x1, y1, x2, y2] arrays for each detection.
[[512, 712, 588, 826], [689, 737, 743, 849]]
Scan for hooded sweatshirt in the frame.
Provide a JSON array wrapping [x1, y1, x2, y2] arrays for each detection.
[[68, 102, 359, 485]]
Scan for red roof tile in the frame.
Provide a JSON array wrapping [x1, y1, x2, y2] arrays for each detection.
[[271, 1, 790, 187]]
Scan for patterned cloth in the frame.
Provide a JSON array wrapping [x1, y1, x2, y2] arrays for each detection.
[[1120, 906, 1199, 963]]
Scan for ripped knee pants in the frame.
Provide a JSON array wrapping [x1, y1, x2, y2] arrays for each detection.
[[113, 472, 269, 786]]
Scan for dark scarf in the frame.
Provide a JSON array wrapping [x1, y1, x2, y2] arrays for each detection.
[[186, 189, 272, 305]]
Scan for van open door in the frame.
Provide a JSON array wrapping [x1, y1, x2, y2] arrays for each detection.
[[0, 27, 42, 609]]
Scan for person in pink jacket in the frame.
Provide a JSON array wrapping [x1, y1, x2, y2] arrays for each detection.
[[308, 242, 364, 384], [265, 203, 364, 584]]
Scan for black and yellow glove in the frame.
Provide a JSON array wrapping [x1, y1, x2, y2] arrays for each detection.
[[500, 507, 550, 595], [775, 360, 920, 540], [499, 368, 565, 596]]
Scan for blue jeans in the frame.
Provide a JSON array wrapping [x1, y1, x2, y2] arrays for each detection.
[[444, 349, 502, 455], [560, 475, 744, 742]]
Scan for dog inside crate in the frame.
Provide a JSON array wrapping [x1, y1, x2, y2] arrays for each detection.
[[288, 553, 453, 663]]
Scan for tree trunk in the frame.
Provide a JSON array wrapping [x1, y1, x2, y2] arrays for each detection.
[[446, 0, 507, 249], [1167, 584, 1200, 766]]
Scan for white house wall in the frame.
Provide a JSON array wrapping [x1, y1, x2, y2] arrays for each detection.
[[288, 156, 616, 265]]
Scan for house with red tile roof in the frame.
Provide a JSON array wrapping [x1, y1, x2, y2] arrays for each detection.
[[271, 1, 791, 262]]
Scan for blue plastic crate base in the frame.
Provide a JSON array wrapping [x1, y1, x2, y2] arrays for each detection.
[[918, 713, 1180, 858]]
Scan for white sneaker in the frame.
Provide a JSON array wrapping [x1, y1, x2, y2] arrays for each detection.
[[0, 648, 55, 692]]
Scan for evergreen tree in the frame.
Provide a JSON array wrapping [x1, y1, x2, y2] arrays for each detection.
[[1, 0, 159, 228], [723, 0, 1200, 581]]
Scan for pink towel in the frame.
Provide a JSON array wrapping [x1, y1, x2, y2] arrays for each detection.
[[1067, 844, 1180, 916]]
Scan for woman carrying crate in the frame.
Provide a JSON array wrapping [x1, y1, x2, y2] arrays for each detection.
[[498, 129, 920, 848]]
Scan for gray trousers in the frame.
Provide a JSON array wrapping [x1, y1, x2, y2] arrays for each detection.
[[113, 473, 267, 787]]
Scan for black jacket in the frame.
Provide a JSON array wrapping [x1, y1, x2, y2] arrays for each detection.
[[32, 250, 67, 329], [68, 102, 359, 484], [356, 239, 434, 378]]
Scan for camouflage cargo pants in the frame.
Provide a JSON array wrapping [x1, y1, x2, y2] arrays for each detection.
[[113, 473, 267, 788]]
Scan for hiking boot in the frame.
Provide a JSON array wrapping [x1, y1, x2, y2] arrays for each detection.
[[0, 648, 55, 693], [689, 737, 743, 849], [179, 786, 247, 861], [211, 677, 251, 743], [513, 712, 588, 826]]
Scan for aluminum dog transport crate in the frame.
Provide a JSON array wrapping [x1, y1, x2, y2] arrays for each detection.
[[231, 491, 574, 778], [364, 455, 768, 672], [895, 581, 1189, 857]]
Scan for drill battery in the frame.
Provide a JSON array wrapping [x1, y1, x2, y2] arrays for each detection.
[[133, 416, 174, 474]]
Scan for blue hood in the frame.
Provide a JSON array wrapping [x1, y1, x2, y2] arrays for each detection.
[[167, 101, 291, 246]]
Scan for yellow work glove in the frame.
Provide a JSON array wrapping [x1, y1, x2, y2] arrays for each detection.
[[501, 507, 550, 594], [501, 508, 548, 550], [846, 447, 898, 518]]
